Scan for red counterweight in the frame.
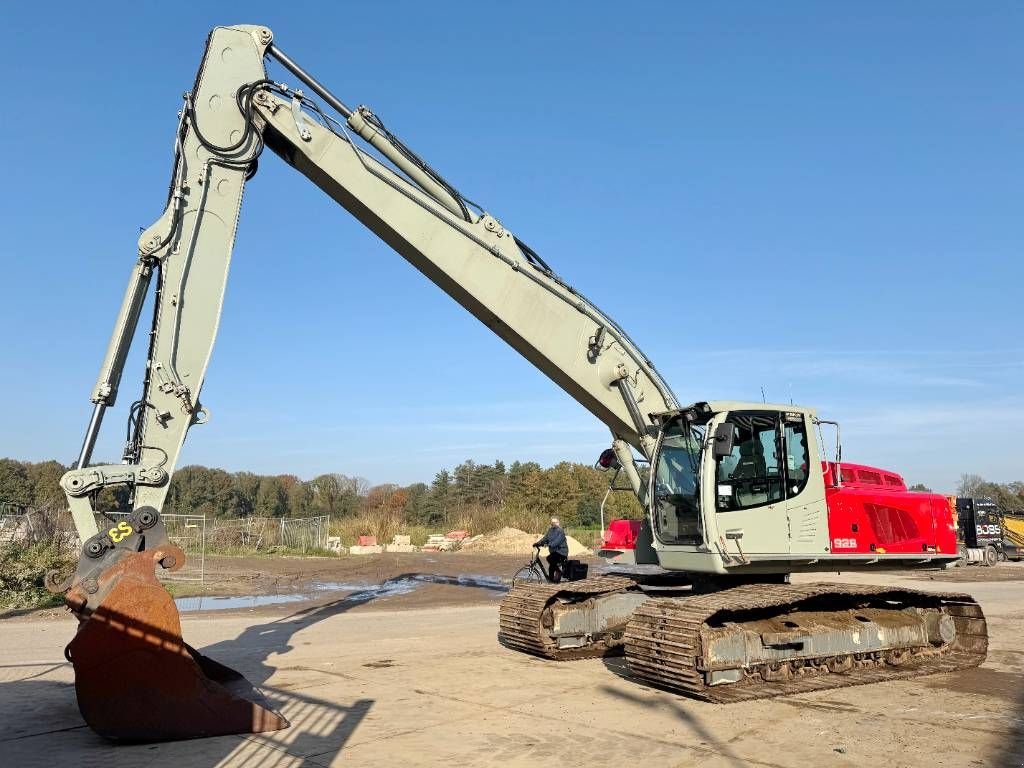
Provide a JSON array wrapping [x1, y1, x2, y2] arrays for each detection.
[[824, 462, 957, 556]]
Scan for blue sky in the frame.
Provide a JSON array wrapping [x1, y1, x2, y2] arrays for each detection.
[[1, 2, 1020, 493]]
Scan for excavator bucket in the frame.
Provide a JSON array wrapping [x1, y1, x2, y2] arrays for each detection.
[[63, 519, 288, 741]]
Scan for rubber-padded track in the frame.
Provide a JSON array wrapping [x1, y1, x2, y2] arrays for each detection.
[[624, 582, 988, 702], [498, 576, 637, 660]]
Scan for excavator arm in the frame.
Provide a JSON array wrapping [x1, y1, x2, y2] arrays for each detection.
[[63, 24, 675, 542], [56, 24, 677, 741]]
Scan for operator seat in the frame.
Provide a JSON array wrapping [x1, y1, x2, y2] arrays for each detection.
[[731, 441, 766, 480], [731, 441, 769, 507]]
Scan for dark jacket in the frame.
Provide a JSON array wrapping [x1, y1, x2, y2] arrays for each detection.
[[535, 526, 569, 557]]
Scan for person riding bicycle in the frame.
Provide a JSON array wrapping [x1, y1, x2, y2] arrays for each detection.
[[534, 517, 569, 583]]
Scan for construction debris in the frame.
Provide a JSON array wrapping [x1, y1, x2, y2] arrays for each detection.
[[348, 544, 384, 555], [458, 527, 590, 557], [331, 529, 591, 557], [385, 534, 417, 553], [422, 534, 458, 552]]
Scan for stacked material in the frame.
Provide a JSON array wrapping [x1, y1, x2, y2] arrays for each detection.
[[348, 543, 383, 555], [385, 534, 417, 553], [458, 527, 590, 557], [421, 534, 458, 552]]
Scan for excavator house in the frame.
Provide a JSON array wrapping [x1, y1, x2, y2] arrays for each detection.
[[55, 25, 987, 741]]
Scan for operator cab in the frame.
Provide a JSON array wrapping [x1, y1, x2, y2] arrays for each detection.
[[644, 401, 823, 570]]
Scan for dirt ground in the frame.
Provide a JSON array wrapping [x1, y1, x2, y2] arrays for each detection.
[[189, 551, 532, 608], [201, 549, 1024, 589], [2, 556, 1023, 767], [10, 550, 1017, 622], [181, 550, 1024, 614]]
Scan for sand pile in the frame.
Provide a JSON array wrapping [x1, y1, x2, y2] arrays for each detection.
[[459, 527, 590, 557]]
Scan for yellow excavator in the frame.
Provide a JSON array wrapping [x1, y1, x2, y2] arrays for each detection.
[[1004, 516, 1024, 554], [54, 25, 987, 741]]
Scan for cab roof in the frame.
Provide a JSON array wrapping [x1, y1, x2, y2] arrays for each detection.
[[650, 400, 819, 425]]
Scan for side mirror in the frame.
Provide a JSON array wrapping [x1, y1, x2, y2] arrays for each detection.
[[713, 422, 735, 459]]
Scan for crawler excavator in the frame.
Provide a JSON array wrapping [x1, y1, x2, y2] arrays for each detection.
[[54, 25, 988, 741]]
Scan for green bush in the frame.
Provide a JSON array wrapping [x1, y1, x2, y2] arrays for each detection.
[[0, 543, 75, 611]]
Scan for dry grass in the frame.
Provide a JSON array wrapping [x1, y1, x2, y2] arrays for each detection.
[[446, 504, 550, 537], [330, 514, 432, 547]]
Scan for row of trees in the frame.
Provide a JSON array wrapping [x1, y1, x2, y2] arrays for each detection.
[[0, 457, 643, 529], [907, 475, 1024, 513], [4, 457, 1021, 530], [0, 460, 69, 512], [956, 474, 1024, 514]]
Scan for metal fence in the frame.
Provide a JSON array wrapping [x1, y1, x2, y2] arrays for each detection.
[[0, 511, 27, 546], [280, 515, 330, 550], [205, 515, 330, 552], [1, 503, 329, 584], [1, 504, 79, 550], [97, 512, 206, 582], [1, 502, 32, 546]]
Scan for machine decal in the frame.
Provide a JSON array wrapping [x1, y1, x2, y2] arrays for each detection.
[[108, 521, 134, 543]]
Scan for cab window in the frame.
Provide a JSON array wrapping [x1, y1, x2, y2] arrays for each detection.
[[782, 414, 810, 497], [716, 412, 810, 512], [716, 412, 785, 511]]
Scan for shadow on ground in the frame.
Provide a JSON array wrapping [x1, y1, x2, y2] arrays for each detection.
[[0, 572, 505, 767], [596, 668, 750, 768], [994, 684, 1024, 767]]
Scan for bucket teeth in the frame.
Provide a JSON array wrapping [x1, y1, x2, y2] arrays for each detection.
[[66, 548, 288, 741]]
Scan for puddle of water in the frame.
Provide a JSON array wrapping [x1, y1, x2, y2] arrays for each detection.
[[411, 574, 507, 590], [174, 593, 311, 612], [308, 581, 376, 592], [176, 573, 508, 613]]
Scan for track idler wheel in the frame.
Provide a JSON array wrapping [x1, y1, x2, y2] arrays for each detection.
[[65, 545, 288, 741]]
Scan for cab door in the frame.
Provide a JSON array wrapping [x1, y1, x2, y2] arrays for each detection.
[[780, 412, 829, 555], [708, 411, 791, 557]]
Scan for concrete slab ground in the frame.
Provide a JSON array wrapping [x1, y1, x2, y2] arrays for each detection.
[[1, 569, 1022, 767]]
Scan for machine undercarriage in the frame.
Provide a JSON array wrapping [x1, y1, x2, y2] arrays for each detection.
[[498, 577, 987, 701]]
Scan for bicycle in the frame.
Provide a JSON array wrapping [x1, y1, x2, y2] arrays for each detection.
[[511, 546, 587, 588], [512, 546, 558, 587]]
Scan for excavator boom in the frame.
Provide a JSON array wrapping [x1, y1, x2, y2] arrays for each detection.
[[66, 26, 674, 545], [59, 24, 679, 741]]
